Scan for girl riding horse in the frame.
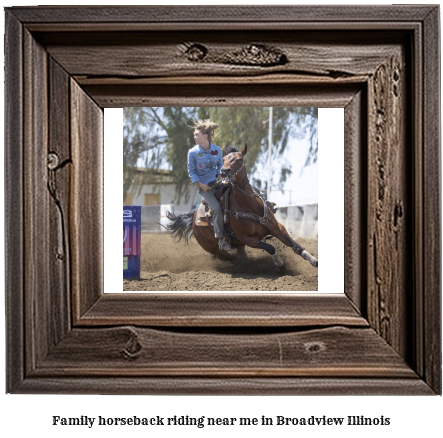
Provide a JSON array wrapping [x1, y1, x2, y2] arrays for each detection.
[[168, 122, 318, 271], [187, 119, 231, 251]]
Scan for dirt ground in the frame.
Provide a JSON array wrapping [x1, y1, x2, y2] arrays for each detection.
[[123, 233, 318, 292]]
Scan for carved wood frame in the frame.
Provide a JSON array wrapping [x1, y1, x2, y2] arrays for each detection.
[[5, 6, 441, 394]]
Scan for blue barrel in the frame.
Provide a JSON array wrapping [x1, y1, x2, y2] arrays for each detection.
[[123, 206, 141, 279]]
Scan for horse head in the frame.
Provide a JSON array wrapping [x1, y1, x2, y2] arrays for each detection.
[[220, 144, 247, 180]]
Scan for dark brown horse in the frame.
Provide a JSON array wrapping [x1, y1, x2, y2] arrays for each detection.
[[166, 144, 317, 271]]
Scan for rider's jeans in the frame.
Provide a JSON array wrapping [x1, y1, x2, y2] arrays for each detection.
[[199, 187, 224, 238]]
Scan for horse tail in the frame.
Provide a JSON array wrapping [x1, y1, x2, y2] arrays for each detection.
[[165, 210, 194, 244]]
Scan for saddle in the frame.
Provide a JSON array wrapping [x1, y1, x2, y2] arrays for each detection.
[[195, 183, 278, 228]]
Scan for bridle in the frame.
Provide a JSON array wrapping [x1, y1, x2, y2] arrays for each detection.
[[209, 153, 246, 190], [219, 153, 255, 194], [229, 158, 257, 197]]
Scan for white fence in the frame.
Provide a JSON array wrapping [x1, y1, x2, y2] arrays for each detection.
[[139, 205, 174, 233], [274, 203, 318, 238], [139, 203, 318, 238]]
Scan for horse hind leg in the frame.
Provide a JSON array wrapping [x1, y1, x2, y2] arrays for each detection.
[[273, 223, 318, 268]]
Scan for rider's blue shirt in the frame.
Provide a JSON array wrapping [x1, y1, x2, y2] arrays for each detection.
[[187, 143, 223, 185]]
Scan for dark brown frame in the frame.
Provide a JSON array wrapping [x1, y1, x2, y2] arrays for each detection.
[[5, 6, 441, 394]]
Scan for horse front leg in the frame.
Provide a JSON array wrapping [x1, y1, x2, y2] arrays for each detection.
[[236, 245, 248, 259], [242, 235, 285, 271], [272, 223, 318, 268]]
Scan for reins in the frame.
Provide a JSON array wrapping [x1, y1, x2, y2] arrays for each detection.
[[230, 163, 256, 197]]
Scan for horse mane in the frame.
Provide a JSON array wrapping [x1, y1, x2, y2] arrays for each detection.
[[223, 145, 238, 156]]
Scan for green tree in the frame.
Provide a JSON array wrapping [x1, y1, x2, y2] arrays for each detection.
[[123, 107, 168, 201], [206, 107, 317, 191], [123, 106, 317, 204]]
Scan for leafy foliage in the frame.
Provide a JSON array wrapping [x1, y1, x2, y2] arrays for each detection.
[[123, 107, 317, 204]]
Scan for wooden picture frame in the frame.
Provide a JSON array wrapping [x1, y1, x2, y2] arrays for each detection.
[[5, 5, 441, 394]]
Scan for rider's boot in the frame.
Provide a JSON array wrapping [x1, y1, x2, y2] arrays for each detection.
[[222, 240, 232, 251], [219, 237, 231, 251]]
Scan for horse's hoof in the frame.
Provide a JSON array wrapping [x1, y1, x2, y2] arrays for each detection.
[[275, 264, 286, 274], [301, 250, 318, 268]]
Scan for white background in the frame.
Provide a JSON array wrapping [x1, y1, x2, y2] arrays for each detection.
[[1, 1, 442, 437], [105, 108, 343, 294]]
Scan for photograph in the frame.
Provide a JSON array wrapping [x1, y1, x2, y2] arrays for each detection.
[[122, 107, 319, 291]]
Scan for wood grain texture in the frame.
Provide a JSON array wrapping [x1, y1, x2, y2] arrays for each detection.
[[79, 294, 367, 327], [41, 32, 399, 79], [8, 5, 436, 24], [12, 377, 433, 396], [70, 80, 104, 320], [23, 29, 50, 372], [344, 90, 366, 314], [36, 326, 415, 378], [366, 49, 409, 357], [4, 5, 441, 395], [83, 83, 360, 109], [411, 14, 425, 384], [48, 57, 72, 347], [422, 6, 442, 394], [4, 10, 24, 393]]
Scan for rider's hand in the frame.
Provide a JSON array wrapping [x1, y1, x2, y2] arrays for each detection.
[[198, 182, 211, 192]]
